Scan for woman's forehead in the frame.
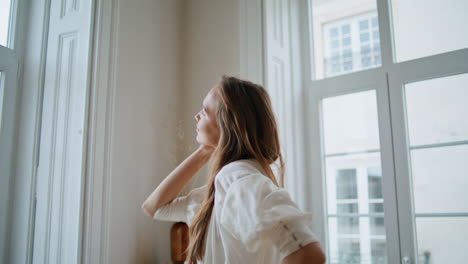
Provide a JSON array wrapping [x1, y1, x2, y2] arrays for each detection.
[[204, 88, 219, 108]]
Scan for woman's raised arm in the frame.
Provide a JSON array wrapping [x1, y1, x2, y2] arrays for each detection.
[[141, 145, 213, 217]]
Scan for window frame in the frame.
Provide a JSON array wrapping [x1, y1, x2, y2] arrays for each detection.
[[303, 0, 468, 263]]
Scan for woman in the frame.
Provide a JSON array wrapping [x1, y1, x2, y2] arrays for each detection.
[[142, 76, 325, 264]]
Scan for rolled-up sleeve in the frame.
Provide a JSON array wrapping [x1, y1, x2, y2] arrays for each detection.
[[219, 174, 318, 256], [153, 184, 207, 223], [270, 220, 319, 259]]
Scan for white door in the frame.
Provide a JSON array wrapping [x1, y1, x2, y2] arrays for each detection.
[[33, 0, 93, 263]]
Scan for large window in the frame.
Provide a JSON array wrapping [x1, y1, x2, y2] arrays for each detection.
[[304, 0, 468, 263]]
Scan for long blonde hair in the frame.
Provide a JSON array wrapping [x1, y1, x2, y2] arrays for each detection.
[[185, 75, 285, 263]]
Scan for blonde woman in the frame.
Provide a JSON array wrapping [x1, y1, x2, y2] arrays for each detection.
[[142, 76, 325, 264]]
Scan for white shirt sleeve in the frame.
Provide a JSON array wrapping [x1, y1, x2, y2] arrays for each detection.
[[219, 174, 319, 258], [153, 184, 207, 223]]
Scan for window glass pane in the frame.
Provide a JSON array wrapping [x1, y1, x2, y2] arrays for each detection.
[[367, 166, 383, 199], [310, 0, 382, 80], [0, 0, 12, 47], [326, 153, 382, 214], [369, 203, 384, 213], [329, 216, 388, 263], [337, 238, 361, 264], [369, 216, 385, 236], [405, 73, 468, 146], [405, 73, 468, 263], [391, 0, 468, 62], [371, 239, 387, 264], [337, 203, 358, 214], [323, 90, 388, 263], [404, 73, 468, 214], [336, 169, 357, 199], [411, 145, 468, 213], [337, 216, 360, 234], [322, 90, 380, 154], [416, 217, 468, 264]]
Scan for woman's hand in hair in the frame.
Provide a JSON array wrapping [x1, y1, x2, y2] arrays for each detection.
[[141, 144, 214, 217], [198, 144, 215, 155]]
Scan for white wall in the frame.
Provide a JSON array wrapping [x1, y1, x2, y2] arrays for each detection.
[[106, 0, 240, 263], [180, 0, 240, 189], [107, 1, 182, 263]]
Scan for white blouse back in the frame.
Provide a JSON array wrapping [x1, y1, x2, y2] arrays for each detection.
[[153, 159, 319, 264]]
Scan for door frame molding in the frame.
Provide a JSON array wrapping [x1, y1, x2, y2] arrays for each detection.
[[81, 0, 119, 263]]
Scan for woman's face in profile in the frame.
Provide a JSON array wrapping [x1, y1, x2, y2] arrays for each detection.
[[194, 87, 220, 148]]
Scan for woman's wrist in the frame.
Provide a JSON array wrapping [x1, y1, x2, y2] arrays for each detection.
[[197, 144, 215, 157], [188, 145, 213, 169]]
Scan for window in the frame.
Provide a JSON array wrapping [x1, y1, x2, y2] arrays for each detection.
[[358, 16, 380, 68], [404, 73, 468, 263], [367, 166, 382, 199], [324, 23, 353, 75], [391, 0, 468, 62], [301, 0, 468, 262], [0, 0, 13, 47], [311, 0, 382, 79], [323, 12, 381, 77], [338, 238, 361, 263], [336, 169, 357, 199], [323, 91, 388, 264]]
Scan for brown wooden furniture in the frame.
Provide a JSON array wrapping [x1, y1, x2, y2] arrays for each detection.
[[171, 222, 189, 264]]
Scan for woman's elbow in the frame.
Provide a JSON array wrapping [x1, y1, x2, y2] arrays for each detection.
[[141, 202, 155, 217], [282, 242, 326, 264]]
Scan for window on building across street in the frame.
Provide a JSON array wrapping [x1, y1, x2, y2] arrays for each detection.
[[323, 12, 381, 77]]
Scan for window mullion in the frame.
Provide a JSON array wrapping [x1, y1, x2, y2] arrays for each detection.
[[376, 0, 394, 69]]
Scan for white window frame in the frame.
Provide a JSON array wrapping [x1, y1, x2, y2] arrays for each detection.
[[303, 0, 468, 263]]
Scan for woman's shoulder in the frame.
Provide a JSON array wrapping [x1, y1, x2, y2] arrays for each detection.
[[220, 158, 265, 174], [215, 159, 272, 193]]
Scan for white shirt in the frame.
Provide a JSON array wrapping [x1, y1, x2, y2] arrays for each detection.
[[153, 159, 319, 264]]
